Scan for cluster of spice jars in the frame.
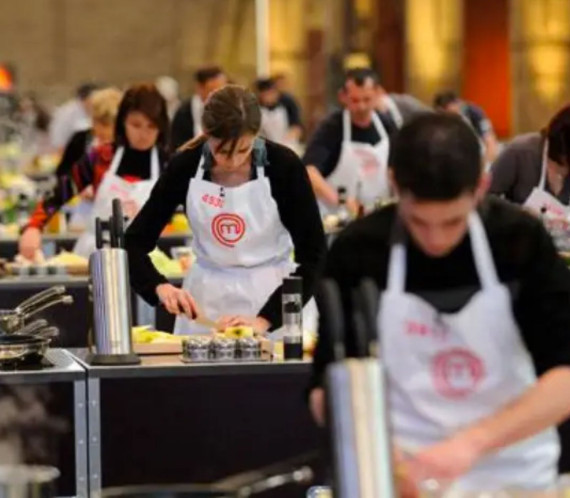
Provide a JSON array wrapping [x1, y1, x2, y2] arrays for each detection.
[[182, 335, 262, 363]]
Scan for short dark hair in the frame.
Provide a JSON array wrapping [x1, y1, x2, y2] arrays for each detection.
[[254, 77, 276, 93], [194, 66, 224, 85], [76, 83, 99, 100], [433, 90, 459, 109], [545, 105, 570, 165], [115, 83, 170, 152], [391, 113, 482, 200], [343, 68, 378, 89]]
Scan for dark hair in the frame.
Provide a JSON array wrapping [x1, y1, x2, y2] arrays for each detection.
[[391, 113, 482, 200], [194, 66, 224, 85], [343, 68, 378, 89], [182, 85, 261, 155], [76, 83, 99, 101], [545, 105, 570, 165], [255, 77, 276, 93], [433, 91, 459, 109], [114, 83, 169, 151]]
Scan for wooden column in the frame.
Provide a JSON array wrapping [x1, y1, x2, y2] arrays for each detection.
[[462, 0, 511, 137]]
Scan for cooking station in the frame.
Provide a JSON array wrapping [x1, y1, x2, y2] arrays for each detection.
[[0, 349, 88, 498], [67, 350, 322, 497]]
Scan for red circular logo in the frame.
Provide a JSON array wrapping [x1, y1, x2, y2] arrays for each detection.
[[432, 348, 485, 399], [211, 213, 246, 248]]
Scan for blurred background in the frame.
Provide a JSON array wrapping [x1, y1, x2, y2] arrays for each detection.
[[0, 0, 569, 141]]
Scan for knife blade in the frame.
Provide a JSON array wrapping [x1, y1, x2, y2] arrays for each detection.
[[194, 314, 219, 330]]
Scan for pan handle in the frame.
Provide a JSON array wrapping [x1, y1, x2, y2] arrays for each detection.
[[16, 286, 66, 313]]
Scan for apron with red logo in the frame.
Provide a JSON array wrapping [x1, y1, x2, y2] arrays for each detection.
[[378, 212, 559, 490], [175, 140, 315, 336]]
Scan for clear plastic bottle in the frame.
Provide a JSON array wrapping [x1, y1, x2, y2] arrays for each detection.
[[282, 277, 303, 360]]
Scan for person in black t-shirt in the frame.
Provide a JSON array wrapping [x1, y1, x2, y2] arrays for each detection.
[[434, 90, 499, 164], [310, 113, 570, 490], [303, 68, 397, 215], [170, 66, 227, 151]]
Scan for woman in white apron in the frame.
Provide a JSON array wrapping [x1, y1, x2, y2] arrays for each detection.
[[19, 83, 169, 260], [125, 85, 325, 337]]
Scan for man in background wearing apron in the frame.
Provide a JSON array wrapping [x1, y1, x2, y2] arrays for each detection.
[[303, 68, 397, 216], [309, 113, 570, 492], [255, 77, 302, 154], [170, 66, 228, 151]]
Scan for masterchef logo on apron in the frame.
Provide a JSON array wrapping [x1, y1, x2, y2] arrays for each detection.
[[211, 213, 246, 248], [432, 348, 485, 399]]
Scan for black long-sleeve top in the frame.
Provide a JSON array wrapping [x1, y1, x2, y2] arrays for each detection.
[[310, 197, 570, 390], [125, 139, 327, 330]]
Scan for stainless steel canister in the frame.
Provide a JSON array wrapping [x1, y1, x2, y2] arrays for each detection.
[[182, 336, 212, 362], [211, 337, 237, 361], [89, 247, 134, 356], [236, 337, 261, 360]]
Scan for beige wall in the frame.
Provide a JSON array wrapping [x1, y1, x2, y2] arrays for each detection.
[[510, 0, 570, 133], [404, 0, 463, 105], [0, 0, 257, 106]]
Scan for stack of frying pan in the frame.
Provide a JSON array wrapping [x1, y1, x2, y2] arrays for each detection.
[[0, 286, 74, 366]]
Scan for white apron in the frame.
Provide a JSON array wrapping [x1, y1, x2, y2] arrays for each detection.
[[524, 140, 568, 218], [73, 146, 160, 257], [322, 110, 390, 215], [175, 141, 317, 337], [260, 105, 289, 144], [191, 95, 203, 137], [379, 212, 559, 491]]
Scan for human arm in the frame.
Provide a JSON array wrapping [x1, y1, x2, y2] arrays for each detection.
[[125, 149, 199, 305]]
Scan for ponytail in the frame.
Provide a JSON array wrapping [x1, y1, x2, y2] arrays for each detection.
[[178, 133, 207, 152]]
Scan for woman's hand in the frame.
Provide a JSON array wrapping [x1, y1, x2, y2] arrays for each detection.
[[19, 227, 43, 261], [122, 199, 140, 219], [309, 387, 326, 427], [156, 283, 198, 318], [216, 315, 271, 335]]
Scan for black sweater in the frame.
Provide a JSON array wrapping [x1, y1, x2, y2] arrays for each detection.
[[311, 197, 570, 390], [125, 140, 327, 330]]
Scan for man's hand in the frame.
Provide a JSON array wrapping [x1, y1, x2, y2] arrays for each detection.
[[216, 315, 271, 336], [309, 387, 326, 427], [405, 432, 485, 482]]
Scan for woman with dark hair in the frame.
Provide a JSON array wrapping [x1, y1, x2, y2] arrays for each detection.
[[489, 105, 570, 215], [19, 83, 169, 259], [126, 85, 326, 336]]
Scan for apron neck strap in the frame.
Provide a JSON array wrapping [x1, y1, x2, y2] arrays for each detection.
[[386, 211, 499, 293], [467, 211, 500, 289], [371, 111, 389, 141], [108, 146, 124, 175], [538, 139, 549, 190], [342, 109, 351, 143], [195, 152, 207, 180], [150, 147, 160, 180]]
